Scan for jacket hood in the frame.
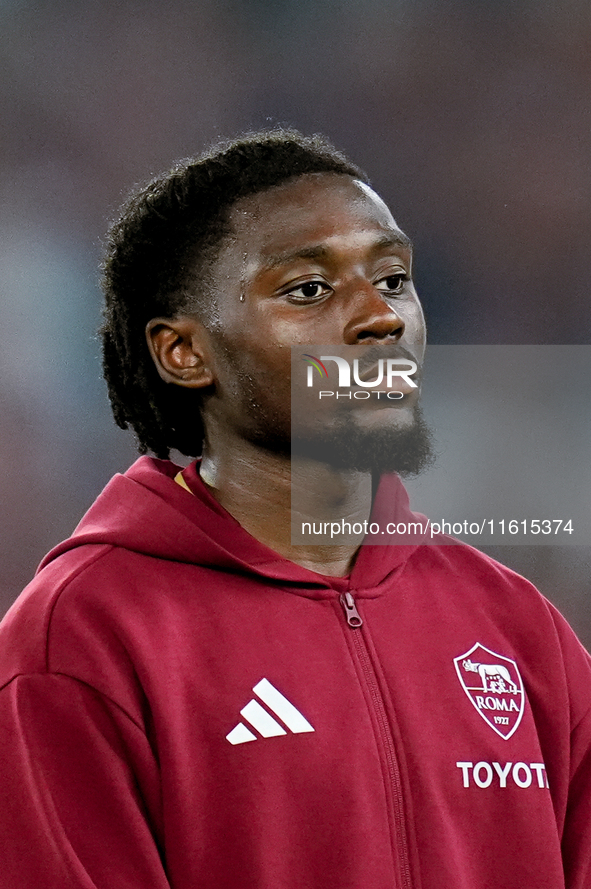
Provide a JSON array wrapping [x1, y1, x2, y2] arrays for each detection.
[[39, 457, 428, 595]]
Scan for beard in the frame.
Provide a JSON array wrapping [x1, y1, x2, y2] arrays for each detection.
[[206, 332, 435, 476], [290, 404, 435, 476]]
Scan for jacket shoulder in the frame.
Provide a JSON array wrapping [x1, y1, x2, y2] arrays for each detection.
[[0, 544, 153, 723], [0, 544, 114, 686]]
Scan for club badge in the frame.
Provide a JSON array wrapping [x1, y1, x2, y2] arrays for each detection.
[[454, 643, 525, 740]]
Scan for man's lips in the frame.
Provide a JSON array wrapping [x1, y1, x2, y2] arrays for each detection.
[[355, 348, 421, 389], [355, 361, 419, 385]]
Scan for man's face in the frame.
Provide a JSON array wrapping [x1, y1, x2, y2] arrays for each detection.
[[199, 172, 430, 472]]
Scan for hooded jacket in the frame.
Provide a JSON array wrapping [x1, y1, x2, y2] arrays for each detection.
[[0, 456, 589, 889]]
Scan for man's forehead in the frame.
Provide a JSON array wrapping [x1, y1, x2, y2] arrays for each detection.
[[226, 173, 412, 260]]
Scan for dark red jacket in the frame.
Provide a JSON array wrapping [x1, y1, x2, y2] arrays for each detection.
[[0, 457, 590, 888]]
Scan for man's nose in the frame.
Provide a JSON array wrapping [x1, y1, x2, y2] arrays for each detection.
[[343, 285, 405, 344]]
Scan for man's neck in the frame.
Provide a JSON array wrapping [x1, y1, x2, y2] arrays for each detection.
[[199, 437, 373, 577]]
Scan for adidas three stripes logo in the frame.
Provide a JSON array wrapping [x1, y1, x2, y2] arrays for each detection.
[[226, 678, 315, 745]]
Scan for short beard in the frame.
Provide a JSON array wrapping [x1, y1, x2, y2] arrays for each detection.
[[291, 406, 435, 476]]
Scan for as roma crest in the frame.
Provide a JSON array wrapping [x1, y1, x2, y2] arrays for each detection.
[[454, 643, 525, 740]]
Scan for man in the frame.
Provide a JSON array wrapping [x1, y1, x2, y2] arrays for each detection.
[[0, 130, 589, 888]]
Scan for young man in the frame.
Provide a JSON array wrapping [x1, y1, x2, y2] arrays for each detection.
[[0, 131, 589, 888]]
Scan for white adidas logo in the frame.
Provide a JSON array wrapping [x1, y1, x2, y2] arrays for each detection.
[[226, 678, 315, 745]]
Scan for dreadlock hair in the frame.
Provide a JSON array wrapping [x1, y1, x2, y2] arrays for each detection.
[[100, 129, 368, 459]]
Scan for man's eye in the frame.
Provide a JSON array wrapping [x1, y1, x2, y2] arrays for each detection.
[[375, 274, 406, 294], [286, 281, 331, 302]]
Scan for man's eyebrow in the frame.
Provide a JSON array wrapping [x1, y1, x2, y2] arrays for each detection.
[[373, 232, 414, 252], [261, 232, 413, 271], [261, 245, 331, 270]]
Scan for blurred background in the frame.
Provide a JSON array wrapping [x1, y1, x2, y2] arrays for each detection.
[[1, 0, 590, 644]]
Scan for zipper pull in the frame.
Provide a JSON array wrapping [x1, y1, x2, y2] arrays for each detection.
[[340, 592, 363, 628]]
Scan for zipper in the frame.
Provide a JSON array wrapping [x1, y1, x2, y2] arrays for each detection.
[[339, 592, 413, 889], [340, 591, 363, 627]]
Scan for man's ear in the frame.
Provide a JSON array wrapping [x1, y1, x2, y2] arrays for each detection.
[[146, 316, 215, 389]]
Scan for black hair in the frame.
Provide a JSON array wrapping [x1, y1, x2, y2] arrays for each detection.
[[100, 128, 368, 459]]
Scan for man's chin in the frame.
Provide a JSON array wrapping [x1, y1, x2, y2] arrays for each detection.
[[291, 408, 436, 476]]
